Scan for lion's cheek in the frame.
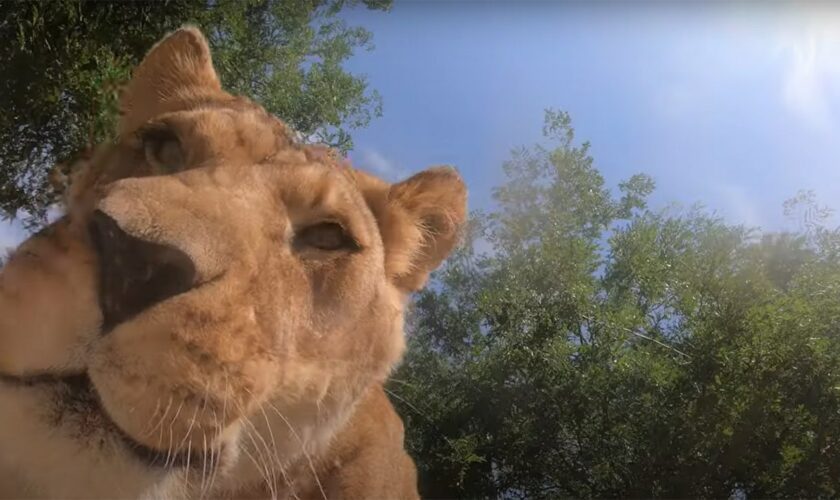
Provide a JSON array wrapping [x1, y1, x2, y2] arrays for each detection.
[[0, 219, 101, 375]]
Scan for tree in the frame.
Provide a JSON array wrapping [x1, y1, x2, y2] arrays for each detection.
[[0, 0, 389, 224], [392, 109, 840, 498]]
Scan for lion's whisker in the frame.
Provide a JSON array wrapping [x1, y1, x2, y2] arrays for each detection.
[[184, 437, 193, 489], [204, 377, 229, 495], [240, 438, 275, 500], [231, 389, 279, 499], [261, 398, 327, 500], [204, 409, 221, 496], [257, 401, 292, 489], [140, 397, 162, 436], [250, 405, 286, 495], [241, 419, 276, 499], [205, 406, 227, 498], [242, 415, 279, 500], [198, 433, 208, 499], [177, 403, 200, 456], [149, 395, 174, 442], [164, 401, 185, 469]]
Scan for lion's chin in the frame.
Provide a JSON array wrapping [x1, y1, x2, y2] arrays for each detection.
[[0, 371, 223, 471]]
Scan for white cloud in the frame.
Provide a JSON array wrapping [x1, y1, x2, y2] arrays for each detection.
[[780, 34, 833, 132], [653, 7, 840, 135], [353, 148, 408, 181], [775, 12, 840, 134]]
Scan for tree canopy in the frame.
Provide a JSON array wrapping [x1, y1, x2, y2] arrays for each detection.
[[0, 0, 389, 224], [393, 110, 840, 498]]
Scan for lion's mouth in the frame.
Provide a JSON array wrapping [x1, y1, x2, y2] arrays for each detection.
[[0, 211, 223, 470], [0, 371, 215, 469], [88, 210, 198, 334]]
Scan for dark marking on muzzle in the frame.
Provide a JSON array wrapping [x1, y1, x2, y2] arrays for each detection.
[[89, 210, 197, 333], [0, 371, 216, 469]]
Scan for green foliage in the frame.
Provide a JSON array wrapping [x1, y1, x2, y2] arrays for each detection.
[[0, 0, 389, 224], [393, 109, 840, 498]]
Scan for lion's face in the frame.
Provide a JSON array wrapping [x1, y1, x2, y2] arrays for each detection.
[[0, 28, 465, 498], [87, 157, 410, 468]]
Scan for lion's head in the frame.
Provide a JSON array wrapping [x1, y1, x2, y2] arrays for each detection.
[[0, 28, 465, 498]]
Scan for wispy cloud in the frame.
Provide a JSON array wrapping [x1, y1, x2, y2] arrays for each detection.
[[780, 35, 833, 132], [352, 148, 409, 181], [776, 12, 840, 134]]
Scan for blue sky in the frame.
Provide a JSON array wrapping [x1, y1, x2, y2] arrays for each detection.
[[3, 1, 840, 250], [341, 0, 840, 230]]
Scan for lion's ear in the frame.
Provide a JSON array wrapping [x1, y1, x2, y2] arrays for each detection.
[[366, 167, 467, 292], [119, 26, 223, 135]]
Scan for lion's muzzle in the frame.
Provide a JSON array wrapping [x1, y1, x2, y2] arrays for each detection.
[[89, 210, 197, 333]]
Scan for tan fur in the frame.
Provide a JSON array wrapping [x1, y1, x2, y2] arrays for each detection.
[[0, 27, 466, 499]]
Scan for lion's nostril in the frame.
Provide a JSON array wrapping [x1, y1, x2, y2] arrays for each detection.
[[89, 210, 197, 333]]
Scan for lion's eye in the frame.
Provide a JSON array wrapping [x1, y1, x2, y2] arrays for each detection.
[[295, 222, 359, 252], [139, 126, 184, 173]]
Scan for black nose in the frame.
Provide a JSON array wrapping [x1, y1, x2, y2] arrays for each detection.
[[89, 210, 196, 333]]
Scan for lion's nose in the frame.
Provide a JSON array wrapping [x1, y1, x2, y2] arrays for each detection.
[[89, 210, 197, 333]]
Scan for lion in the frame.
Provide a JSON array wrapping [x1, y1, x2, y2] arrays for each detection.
[[0, 27, 466, 499]]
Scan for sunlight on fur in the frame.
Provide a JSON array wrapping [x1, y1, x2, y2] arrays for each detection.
[[0, 27, 466, 499]]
